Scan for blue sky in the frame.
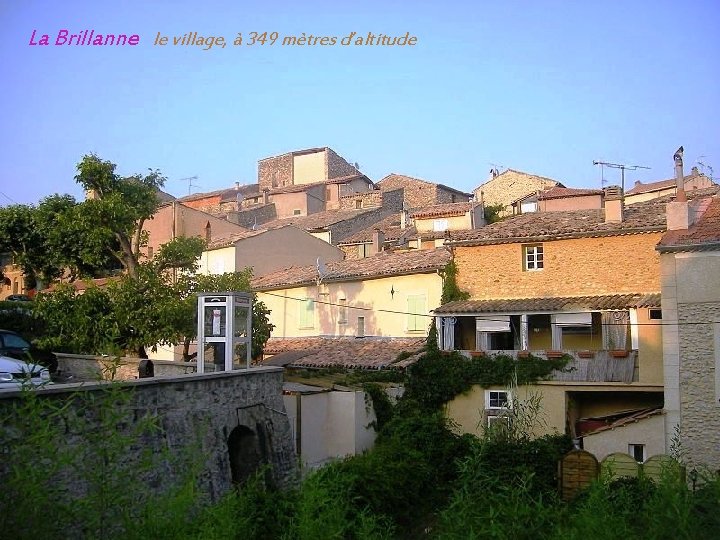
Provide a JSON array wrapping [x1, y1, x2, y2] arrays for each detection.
[[1, 0, 718, 204]]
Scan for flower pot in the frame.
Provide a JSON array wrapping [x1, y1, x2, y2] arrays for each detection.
[[546, 350, 564, 358], [517, 350, 531, 359], [610, 350, 629, 358], [578, 351, 594, 359]]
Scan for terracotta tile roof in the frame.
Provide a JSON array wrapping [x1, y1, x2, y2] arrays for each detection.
[[252, 247, 451, 290], [658, 196, 720, 250], [447, 204, 666, 246], [178, 184, 259, 203], [625, 172, 712, 196], [262, 336, 426, 369], [433, 293, 661, 314], [581, 407, 663, 437], [269, 174, 375, 195], [409, 202, 473, 218], [537, 186, 604, 200], [628, 185, 720, 205], [261, 208, 377, 232], [46, 276, 121, 292]]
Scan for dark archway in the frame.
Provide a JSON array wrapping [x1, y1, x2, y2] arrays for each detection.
[[227, 425, 264, 486]]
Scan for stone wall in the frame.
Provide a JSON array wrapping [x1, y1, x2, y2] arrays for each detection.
[[326, 148, 359, 179], [225, 203, 278, 228], [339, 190, 383, 210], [678, 302, 720, 470], [454, 232, 663, 299], [0, 368, 297, 504], [259, 153, 294, 191], [475, 170, 559, 216], [379, 175, 464, 210], [327, 207, 391, 244]]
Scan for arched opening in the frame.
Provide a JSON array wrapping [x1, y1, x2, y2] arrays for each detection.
[[227, 425, 263, 486]]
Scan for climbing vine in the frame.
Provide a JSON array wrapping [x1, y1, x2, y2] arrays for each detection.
[[439, 260, 470, 305]]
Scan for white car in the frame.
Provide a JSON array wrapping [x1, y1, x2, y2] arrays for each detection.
[[0, 355, 52, 388]]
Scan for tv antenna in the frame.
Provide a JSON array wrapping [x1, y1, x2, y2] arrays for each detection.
[[696, 156, 715, 180], [592, 161, 650, 193], [178, 175, 200, 195], [316, 257, 328, 286]]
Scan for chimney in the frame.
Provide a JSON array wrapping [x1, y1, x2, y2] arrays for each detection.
[[400, 208, 408, 229], [667, 146, 695, 230], [204, 221, 212, 243], [604, 185, 624, 223], [673, 146, 687, 202], [235, 181, 240, 190], [262, 188, 269, 205], [690, 166, 699, 176], [471, 196, 486, 229], [372, 229, 385, 255]]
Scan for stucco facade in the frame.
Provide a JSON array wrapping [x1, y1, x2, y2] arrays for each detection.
[[257, 271, 443, 339], [142, 202, 248, 258], [199, 226, 344, 278]]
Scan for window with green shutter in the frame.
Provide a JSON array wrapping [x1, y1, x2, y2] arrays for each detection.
[[298, 298, 315, 329], [407, 294, 427, 333]]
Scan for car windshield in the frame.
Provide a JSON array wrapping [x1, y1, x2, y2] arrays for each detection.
[[3, 334, 30, 349]]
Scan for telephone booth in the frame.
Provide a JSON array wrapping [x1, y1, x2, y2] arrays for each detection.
[[196, 292, 252, 373]]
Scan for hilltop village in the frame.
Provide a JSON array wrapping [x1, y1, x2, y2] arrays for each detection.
[[2, 145, 719, 476]]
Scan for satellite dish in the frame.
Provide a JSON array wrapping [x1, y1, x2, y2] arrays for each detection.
[[316, 257, 328, 284]]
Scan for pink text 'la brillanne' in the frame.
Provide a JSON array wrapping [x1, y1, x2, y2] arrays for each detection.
[[29, 29, 140, 46]]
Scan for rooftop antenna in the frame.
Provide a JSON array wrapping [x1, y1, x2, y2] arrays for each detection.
[[696, 156, 715, 180], [592, 161, 650, 193], [178, 175, 200, 195], [316, 257, 328, 286]]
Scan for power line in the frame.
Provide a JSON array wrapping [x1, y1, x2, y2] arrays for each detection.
[[259, 290, 718, 327], [0, 190, 16, 203]]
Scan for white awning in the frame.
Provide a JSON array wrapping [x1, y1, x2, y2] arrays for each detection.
[[476, 315, 511, 332], [553, 313, 592, 326]]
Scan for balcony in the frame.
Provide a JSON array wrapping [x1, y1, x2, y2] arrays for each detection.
[[458, 349, 639, 384]]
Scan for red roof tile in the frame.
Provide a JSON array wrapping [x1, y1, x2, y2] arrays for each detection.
[[625, 171, 712, 196], [252, 247, 451, 290], [409, 202, 473, 218], [434, 293, 661, 314], [537, 187, 603, 200], [262, 336, 426, 369], [658, 196, 720, 249], [447, 204, 666, 246]]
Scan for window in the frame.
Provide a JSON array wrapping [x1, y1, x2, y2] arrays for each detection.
[[628, 443, 645, 463], [487, 415, 510, 428], [486, 390, 510, 409], [298, 298, 315, 329], [407, 294, 427, 332], [326, 186, 332, 200], [355, 200, 362, 209], [357, 316, 365, 337], [357, 243, 371, 258], [338, 298, 348, 324], [147, 246, 154, 259], [293, 209, 302, 216], [523, 244, 544, 271], [649, 309, 662, 320], [433, 218, 448, 232]]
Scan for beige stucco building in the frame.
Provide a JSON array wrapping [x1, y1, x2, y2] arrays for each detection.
[[473, 168, 561, 216], [625, 167, 715, 205], [199, 225, 344, 278], [658, 193, 720, 470], [252, 248, 450, 339]]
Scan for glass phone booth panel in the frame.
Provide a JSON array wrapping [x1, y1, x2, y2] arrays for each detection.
[[197, 292, 253, 373]]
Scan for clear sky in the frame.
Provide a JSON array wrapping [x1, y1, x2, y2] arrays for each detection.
[[1, 0, 718, 205]]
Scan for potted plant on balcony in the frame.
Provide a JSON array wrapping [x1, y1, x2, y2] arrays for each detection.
[[610, 349, 629, 358], [470, 350, 486, 359], [545, 350, 564, 359], [578, 350, 594, 359]]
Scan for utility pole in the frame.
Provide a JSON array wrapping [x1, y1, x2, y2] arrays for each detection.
[[592, 161, 650, 193]]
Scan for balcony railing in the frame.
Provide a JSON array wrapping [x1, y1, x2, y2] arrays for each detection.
[[458, 349, 638, 384]]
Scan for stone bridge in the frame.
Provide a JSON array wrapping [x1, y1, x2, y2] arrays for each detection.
[[0, 366, 297, 502]]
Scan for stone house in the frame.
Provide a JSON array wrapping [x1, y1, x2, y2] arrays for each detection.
[[378, 173, 472, 210], [258, 147, 360, 191], [436, 198, 668, 454], [625, 167, 715, 205], [657, 192, 720, 470], [252, 247, 451, 340], [474, 168, 561, 216]]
